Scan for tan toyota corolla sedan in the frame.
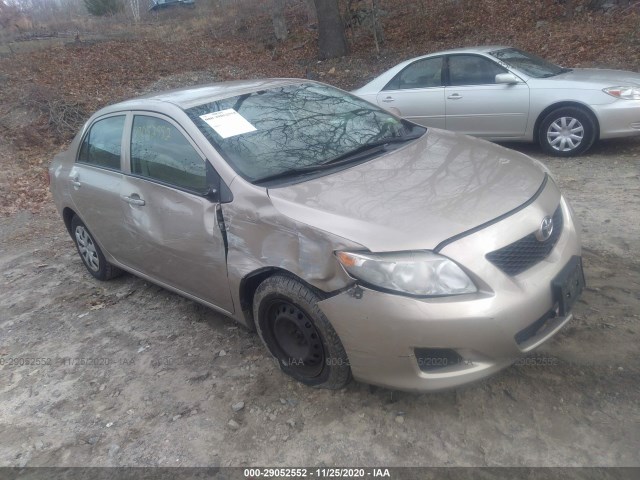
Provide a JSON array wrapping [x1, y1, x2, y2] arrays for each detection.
[[49, 79, 585, 391]]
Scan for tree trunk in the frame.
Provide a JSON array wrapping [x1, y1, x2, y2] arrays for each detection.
[[272, 0, 288, 41], [313, 0, 348, 59], [304, 0, 317, 24], [565, 0, 574, 19], [129, 0, 140, 23], [370, 0, 384, 51]]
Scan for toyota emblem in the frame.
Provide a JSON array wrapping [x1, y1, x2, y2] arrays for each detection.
[[536, 216, 554, 242]]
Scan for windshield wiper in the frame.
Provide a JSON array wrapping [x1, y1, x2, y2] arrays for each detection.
[[540, 67, 572, 78], [253, 162, 345, 185], [321, 133, 422, 166], [254, 132, 423, 185]]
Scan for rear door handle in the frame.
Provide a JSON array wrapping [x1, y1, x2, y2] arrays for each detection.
[[122, 194, 146, 206], [447, 93, 463, 100], [381, 96, 395, 103], [71, 175, 81, 188]]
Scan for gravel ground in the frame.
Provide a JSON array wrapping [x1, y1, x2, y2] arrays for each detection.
[[0, 138, 639, 468]]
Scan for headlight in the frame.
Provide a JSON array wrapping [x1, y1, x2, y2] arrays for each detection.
[[335, 251, 477, 296], [603, 86, 640, 100]]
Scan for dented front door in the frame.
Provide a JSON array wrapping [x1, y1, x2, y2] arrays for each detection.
[[117, 112, 234, 312]]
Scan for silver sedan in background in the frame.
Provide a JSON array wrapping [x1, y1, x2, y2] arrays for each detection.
[[352, 46, 640, 156]]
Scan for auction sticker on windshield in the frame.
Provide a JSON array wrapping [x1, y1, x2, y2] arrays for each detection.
[[200, 109, 257, 138]]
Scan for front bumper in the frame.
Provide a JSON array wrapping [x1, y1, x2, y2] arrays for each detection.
[[593, 99, 640, 139], [318, 188, 582, 392]]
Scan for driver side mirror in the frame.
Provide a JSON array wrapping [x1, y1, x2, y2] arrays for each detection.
[[495, 73, 520, 84]]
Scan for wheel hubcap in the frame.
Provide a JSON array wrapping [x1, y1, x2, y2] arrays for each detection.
[[547, 116, 584, 152], [75, 226, 100, 272], [266, 300, 325, 378]]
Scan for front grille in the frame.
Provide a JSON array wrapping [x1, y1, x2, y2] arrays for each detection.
[[486, 205, 563, 276]]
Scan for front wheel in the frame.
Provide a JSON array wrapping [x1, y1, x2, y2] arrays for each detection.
[[253, 275, 351, 389], [538, 107, 596, 157]]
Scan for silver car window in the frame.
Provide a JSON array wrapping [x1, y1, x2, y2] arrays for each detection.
[[77, 115, 125, 170], [130, 115, 207, 193], [448, 55, 508, 86], [383, 57, 444, 90]]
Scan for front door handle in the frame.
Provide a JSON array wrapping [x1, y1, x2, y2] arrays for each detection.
[[447, 93, 463, 100], [71, 175, 81, 188], [381, 96, 395, 103], [122, 194, 146, 206]]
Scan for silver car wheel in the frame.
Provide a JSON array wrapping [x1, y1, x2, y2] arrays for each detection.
[[75, 225, 100, 272], [547, 116, 585, 152]]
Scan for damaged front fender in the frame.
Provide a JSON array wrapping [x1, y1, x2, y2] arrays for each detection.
[[221, 181, 363, 329]]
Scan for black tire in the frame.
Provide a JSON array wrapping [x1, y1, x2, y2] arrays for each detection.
[[253, 274, 351, 389], [538, 106, 596, 157], [71, 215, 123, 281]]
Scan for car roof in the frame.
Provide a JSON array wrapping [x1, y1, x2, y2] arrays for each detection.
[[396, 45, 510, 64], [99, 78, 306, 114], [434, 45, 508, 55]]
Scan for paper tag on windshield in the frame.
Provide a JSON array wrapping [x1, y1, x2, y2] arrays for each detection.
[[200, 109, 257, 138]]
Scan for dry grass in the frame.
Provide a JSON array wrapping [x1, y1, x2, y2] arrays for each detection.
[[21, 85, 88, 141]]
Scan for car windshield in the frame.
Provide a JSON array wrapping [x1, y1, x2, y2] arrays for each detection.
[[185, 83, 424, 185], [489, 48, 568, 78]]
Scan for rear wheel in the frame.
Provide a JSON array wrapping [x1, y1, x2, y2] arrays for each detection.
[[253, 275, 351, 389], [538, 107, 596, 157], [71, 215, 122, 281]]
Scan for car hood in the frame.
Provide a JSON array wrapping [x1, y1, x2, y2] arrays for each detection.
[[536, 68, 640, 87], [267, 129, 546, 252]]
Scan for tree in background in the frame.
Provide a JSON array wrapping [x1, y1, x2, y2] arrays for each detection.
[[347, 0, 384, 53], [0, 0, 32, 33], [272, 0, 287, 41], [2, 0, 87, 30], [313, 0, 347, 59], [84, 0, 123, 16], [127, 0, 139, 22], [304, 0, 316, 24]]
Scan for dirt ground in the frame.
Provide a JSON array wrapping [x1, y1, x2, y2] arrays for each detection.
[[1, 136, 639, 468]]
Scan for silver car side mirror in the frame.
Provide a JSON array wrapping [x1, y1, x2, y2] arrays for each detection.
[[495, 73, 520, 84]]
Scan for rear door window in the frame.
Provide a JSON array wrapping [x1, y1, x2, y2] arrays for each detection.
[[78, 115, 125, 170]]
